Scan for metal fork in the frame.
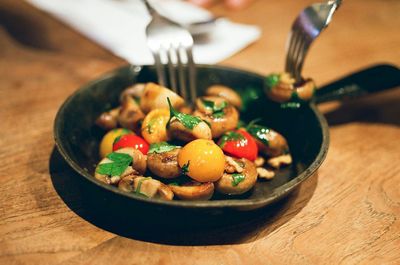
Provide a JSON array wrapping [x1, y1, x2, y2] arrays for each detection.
[[285, 0, 341, 82], [142, 0, 196, 104]]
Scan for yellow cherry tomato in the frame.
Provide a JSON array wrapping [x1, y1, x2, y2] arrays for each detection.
[[178, 139, 225, 182], [99, 128, 133, 158], [141, 108, 170, 144]]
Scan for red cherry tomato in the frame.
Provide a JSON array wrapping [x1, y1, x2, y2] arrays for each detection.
[[218, 128, 258, 161], [112, 134, 149, 155]]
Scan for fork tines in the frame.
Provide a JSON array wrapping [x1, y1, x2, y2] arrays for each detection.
[[153, 44, 196, 104]]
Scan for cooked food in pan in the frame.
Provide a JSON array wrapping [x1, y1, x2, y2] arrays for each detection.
[[95, 82, 292, 201]]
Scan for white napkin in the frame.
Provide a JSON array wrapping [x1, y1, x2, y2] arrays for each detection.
[[26, 0, 261, 65]]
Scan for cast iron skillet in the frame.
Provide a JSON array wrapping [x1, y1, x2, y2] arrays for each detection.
[[54, 64, 399, 226]]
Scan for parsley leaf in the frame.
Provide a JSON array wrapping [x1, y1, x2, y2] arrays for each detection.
[[167, 97, 202, 130], [181, 160, 190, 175], [265, 74, 280, 89], [96, 152, 133, 177], [238, 86, 262, 111], [201, 99, 228, 118], [112, 129, 132, 145], [247, 124, 271, 146], [148, 142, 180, 154], [231, 173, 245, 186], [219, 131, 245, 148]]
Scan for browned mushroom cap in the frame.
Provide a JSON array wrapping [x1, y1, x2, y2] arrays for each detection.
[[266, 72, 316, 103], [247, 124, 290, 158], [168, 118, 212, 142], [193, 96, 239, 138], [120, 83, 145, 102], [147, 148, 181, 179], [95, 163, 137, 186], [215, 157, 257, 195], [296, 79, 316, 101], [206, 85, 242, 109], [94, 147, 146, 185], [168, 181, 214, 200], [118, 174, 140, 192], [266, 72, 295, 103], [95, 107, 120, 130], [133, 177, 174, 200], [116, 147, 147, 175], [118, 96, 145, 134], [140, 83, 184, 114], [257, 130, 289, 157]]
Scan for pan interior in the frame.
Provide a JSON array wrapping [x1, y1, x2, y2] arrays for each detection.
[[55, 65, 325, 205]]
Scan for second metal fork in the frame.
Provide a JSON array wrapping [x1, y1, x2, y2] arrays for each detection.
[[285, 0, 341, 82], [142, 0, 196, 104]]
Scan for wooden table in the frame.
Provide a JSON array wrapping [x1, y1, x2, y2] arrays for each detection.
[[1, 0, 399, 264]]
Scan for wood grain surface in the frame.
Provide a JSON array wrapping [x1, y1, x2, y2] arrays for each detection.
[[1, 0, 399, 264]]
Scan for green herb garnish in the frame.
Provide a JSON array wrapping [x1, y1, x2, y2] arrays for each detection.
[[135, 177, 151, 197], [247, 124, 271, 147], [219, 131, 245, 148], [169, 182, 180, 186], [96, 152, 133, 177], [201, 99, 227, 118], [113, 135, 123, 145], [167, 98, 202, 130], [231, 173, 245, 186], [246, 118, 262, 130], [181, 160, 190, 175], [112, 129, 131, 145], [265, 74, 280, 89], [238, 86, 262, 111], [148, 142, 180, 154]]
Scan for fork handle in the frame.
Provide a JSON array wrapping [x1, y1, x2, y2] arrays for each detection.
[[314, 64, 400, 104]]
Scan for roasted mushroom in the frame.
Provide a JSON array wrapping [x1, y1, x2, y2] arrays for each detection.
[[131, 177, 174, 200], [147, 143, 181, 179], [169, 181, 214, 200], [215, 156, 257, 195], [141, 108, 170, 144], [167, 98, 212, 142], [118, 96, 145, 134], [265, 72, 316, 103], [168, 118, 212, 142], [95, 107, 120, 130], [206, 85, 242, 109], [118, 173, 141, 191], [247, 124, 290, 158], [95, 147, 142, 185], [193, 96, 239, 138], [140, 82, 184, 113], [120, 83, 145, 102], [116, 147, 147, 174]]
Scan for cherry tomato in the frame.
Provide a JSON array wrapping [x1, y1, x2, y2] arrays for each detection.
[[113, 134, 149, 155], [99, 128, 133, 158], [218, 128, 258, 161], [178, 139, 225, 182]]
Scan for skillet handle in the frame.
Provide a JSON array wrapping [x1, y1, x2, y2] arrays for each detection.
[[314, 64, 400, 104]]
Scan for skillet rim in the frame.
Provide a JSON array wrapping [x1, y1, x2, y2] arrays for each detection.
[[53, 64, 329, 210]]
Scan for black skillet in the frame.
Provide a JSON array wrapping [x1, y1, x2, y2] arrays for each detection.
[[54, 64, 399, 227]]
